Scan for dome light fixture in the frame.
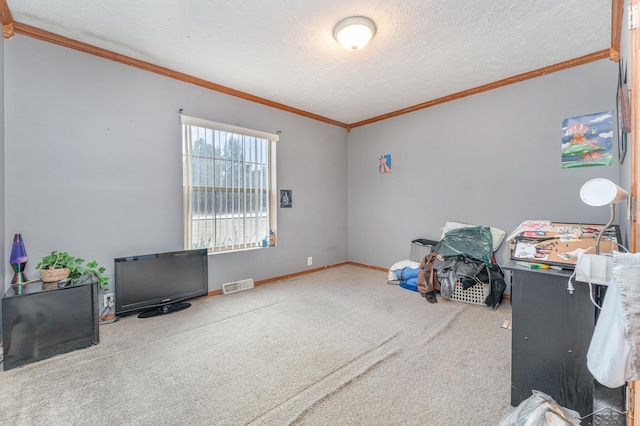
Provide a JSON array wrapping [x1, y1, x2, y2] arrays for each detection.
[[333, 16, 377, 51]]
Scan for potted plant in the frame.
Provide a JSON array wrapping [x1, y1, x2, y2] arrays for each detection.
[[36, 251, 109, 291]]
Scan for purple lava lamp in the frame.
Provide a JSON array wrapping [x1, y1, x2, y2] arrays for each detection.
[[10, 233, 28, 284]]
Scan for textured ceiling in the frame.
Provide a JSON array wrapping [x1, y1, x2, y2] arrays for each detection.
[[6, 0, 612, 125]]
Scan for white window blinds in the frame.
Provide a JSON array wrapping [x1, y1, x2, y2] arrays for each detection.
[[182, 115, 277, 252]]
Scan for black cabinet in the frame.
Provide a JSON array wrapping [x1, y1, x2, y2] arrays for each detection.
[[2, 281, 99, 370], [506, 264, 596, 420]]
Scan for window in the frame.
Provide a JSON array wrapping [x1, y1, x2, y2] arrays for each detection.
[[181, 115, 278, 253]]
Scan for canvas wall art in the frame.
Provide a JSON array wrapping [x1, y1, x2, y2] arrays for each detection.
[[561, 111, 613, 168]]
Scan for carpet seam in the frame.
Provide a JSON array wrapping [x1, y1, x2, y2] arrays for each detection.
[[289, 350, 401, 425], [247, 332, 400, 425]]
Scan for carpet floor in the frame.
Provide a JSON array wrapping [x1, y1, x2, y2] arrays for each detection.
[[0, 264, 513, 425]]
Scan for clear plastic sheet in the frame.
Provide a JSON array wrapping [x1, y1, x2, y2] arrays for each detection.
[[439, 225, 493, 265], [497, 390, 580, 426]]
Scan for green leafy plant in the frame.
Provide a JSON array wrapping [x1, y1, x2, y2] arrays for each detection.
[[36, 251, 109, 292], [36, 251, 83, 274]]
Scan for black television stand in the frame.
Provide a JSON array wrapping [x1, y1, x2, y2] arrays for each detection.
[[2, 281, 99, 370], [138, 301, 191, 318]]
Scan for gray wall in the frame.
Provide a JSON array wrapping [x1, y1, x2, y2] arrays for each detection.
[[1, 31, 629, 307], [4, 35, 348, 302], [348, 59, 620, 269]]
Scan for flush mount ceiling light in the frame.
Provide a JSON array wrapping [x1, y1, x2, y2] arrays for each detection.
[[333, 16, 377, 51]]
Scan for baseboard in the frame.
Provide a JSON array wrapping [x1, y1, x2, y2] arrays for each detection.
[[254, 262, 352, 286], [343, 261, 388, 272], [206, 262, 366, 296]]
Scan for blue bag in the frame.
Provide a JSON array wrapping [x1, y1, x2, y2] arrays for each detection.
[[400, 277, 419, 292]]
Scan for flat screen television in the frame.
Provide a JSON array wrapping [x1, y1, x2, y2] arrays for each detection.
[[114, 248, 208, 318]]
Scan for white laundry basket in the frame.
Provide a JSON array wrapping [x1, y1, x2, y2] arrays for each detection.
[[410, 239, 438, 262]]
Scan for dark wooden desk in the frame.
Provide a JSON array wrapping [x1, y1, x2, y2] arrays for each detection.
[[504, 263, 597, 422], [2, 281, 99, 370]]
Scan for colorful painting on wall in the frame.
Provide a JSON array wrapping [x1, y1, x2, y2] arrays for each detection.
[[379, 154, 392, 173], [561, 111, 613, 168]]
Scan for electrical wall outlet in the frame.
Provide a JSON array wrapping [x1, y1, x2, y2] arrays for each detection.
[[103, 293, 114, 307], [307, 256, 312, 266]]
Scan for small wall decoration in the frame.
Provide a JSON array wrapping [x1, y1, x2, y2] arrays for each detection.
[[617, 59, 630, 164], [561, 111, 613, 168], [379, 154, 392, 173], [280, 189, 292, 208]]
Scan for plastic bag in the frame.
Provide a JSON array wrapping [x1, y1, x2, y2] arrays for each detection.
[[439, 226, 493, 265], [497, 390, 580, 426], [587, 269, 634, 387]]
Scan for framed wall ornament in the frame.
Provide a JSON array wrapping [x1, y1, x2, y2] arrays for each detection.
[[280, 189, 292, 208], [617, 59, 631, 164]]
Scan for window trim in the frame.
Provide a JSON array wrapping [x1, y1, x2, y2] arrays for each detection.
[[181, 115, 280, 143], [181, 114, 278, 253]]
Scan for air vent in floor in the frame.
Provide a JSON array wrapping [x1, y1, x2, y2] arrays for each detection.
[[222, 278, 255, 295]]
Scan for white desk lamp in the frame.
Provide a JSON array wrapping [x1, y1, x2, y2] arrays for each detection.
[[579, 178, 628, 254]]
